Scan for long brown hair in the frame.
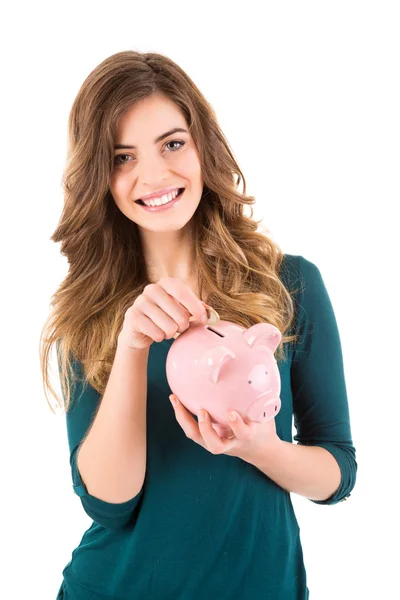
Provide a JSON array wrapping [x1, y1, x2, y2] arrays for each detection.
[[39, 50, 300, 414]]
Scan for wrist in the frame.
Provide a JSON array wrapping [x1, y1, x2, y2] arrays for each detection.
[[116, 338, 150, 357], [251, 435, 284, 469], [117, 331, 149, 352]]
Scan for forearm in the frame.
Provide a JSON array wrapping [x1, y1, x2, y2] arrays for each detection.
[[77, 342, 149, 503], [249, 439, 342, 502]]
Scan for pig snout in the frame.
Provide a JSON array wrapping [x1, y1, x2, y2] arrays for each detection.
[[247, 396, 281, 422]]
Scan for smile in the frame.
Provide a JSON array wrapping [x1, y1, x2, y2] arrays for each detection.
[[135, 188, 185, 212]]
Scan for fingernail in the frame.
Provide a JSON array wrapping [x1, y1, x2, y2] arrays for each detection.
[[228, 411, 236, 422], [198, 410, 206, 422], [170, 395, 177, 406]]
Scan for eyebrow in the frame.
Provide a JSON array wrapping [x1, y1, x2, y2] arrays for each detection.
[[114, 127, 188, 150]]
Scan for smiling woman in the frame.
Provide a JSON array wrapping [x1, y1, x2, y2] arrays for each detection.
[[109, 93, 204, 231], [40, 49, 356, 600]]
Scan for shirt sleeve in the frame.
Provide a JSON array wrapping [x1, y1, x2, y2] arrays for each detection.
[[57, 350, 144, 529], [290, 255, 358, 505]]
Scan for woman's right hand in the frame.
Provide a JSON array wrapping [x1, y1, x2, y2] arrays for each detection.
[[117, 277, 209, 350]]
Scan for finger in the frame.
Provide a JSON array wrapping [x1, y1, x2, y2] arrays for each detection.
[[226, 411, 252, 441], [158, 278, 208, 324], [197, 410, 233, 453], [170, 395, 204, 445]]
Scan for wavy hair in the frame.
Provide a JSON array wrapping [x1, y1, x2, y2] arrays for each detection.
[[39, 50, 301, 414]]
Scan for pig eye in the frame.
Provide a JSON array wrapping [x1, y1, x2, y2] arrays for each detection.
[[248, 370, 268, 384]]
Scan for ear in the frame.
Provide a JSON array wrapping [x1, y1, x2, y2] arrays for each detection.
[[242, 323, 282, 353], [200, 345, 236, 384]]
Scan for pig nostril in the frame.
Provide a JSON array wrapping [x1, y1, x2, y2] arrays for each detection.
[[263, 412, 266, 417], [275, 406, 277, 412]]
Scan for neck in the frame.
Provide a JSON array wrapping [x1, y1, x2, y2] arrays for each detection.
[[139, 225, 197, 287]]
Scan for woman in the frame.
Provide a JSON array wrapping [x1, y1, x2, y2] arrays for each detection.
[[40, 50, 357, 599]]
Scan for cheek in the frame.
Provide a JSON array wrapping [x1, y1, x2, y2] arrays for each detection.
[[109, 172, 130, 201], [178, 148, 202, 181]]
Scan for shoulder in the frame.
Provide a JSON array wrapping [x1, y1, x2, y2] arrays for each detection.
[[279, 254, 327, 331], [280, 253, 322, 293]]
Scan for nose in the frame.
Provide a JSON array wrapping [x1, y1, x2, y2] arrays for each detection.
[[247, 396, 281, 421], [137, 153, 170, 187]]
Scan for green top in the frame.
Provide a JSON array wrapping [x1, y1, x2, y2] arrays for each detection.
[[56, 254, 357, 600]]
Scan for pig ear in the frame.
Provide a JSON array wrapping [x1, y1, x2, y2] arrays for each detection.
[[242, 323, 282, 353], [200, 345, 236, 384]]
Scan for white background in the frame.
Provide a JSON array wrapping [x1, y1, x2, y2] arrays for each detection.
[[1, 1, 398, 598]]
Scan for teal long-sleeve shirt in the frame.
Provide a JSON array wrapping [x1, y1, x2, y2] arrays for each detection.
[[56, 254, 357, 600]]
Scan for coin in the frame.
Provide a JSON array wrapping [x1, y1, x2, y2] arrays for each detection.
[[172, 306, 220, 339], [205, 306, 220, 325]]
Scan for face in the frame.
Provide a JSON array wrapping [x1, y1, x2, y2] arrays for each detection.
[[109, 94, 203, 234]]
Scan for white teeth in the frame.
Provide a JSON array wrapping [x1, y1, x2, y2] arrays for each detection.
[[142, 189, 181, 207]]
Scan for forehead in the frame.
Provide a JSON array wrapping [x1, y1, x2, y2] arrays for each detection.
[[116, 95, 187, 140]]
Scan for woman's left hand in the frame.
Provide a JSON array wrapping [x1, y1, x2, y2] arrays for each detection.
[[169, 394, 281, 462]]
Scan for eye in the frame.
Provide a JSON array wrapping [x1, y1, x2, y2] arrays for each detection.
[[114, 153, 131, 165], [113, 140, 185, 166], [165, 140, 185, 152], [248, 371, 268, 384]]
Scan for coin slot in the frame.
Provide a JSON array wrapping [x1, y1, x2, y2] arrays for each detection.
[[206, 326, 225, 338]]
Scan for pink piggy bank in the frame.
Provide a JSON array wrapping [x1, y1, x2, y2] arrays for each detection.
[[166, 319, 282, 439]]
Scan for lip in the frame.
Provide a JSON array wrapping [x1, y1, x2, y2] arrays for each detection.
[[136, 186, 182, 202], [137, 188, 185, 212]]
